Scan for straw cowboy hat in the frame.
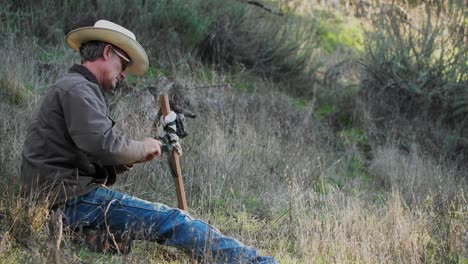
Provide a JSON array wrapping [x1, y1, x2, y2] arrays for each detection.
[[66, 20, 149, 76]]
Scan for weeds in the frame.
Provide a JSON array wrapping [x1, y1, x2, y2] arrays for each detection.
[[0, 0, 467, 263], [2, 0, 320, 97], [361, 1, 468, 160]]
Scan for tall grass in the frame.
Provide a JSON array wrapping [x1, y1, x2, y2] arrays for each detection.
[[0, 0, 467, 263]]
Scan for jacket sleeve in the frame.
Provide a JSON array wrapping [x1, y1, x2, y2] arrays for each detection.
[[61, 82, 146, 165]]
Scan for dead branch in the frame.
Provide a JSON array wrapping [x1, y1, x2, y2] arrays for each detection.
[[247, 1, 283, 16]]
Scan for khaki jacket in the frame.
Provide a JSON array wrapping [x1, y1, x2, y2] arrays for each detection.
[[21, 65, 145, 207]]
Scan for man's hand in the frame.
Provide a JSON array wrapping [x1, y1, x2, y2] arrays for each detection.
[[140, 137, 163, 162]]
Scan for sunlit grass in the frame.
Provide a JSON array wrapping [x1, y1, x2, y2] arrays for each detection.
[[0, 0, 466, 263]]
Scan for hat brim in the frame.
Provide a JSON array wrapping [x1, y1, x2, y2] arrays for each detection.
[[66, 27, 149, 76]]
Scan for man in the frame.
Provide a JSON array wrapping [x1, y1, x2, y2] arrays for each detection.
[[21, 20, 277, 263]]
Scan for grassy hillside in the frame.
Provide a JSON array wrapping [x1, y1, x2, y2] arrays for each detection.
[[0, 0, 466, 263]]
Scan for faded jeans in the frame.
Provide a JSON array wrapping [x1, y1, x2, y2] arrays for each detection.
[[62, 187, 278, 263]]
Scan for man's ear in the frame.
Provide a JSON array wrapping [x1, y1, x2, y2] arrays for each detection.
[[102, 45, 112, 61]]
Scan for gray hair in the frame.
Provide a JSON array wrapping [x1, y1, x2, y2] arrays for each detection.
[[79, 41, 108, 62]]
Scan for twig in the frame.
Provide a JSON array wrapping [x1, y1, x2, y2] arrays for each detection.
[[104, 199, 121, 254], [247, 1, 284, 16], [193, 84, 231, 89], [271, 207, 291, 227]]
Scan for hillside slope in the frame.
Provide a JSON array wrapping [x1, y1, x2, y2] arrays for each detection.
[[0, 0, 466, 263]]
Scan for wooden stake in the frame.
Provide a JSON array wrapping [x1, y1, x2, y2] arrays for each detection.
[[160, 94, 188, 211]]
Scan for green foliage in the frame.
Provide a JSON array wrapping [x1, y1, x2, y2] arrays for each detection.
[[361, 2, 468, 159], [314, 103, 335, 120], [0, 245, 22, 264], [340, 128, 368, 146], [145, 65, 165, 80], [347, 156, 370, 183], [0, 0, 213, 55], [196, 1, 319, 96], [148, 0, 213, 46], [77, 248, 117, 263], [290, 96, 308, 109], [314, 15, 365, 54], [1, 0, 319, 96], [225, 71, 258, 94], [314, 57, 364, 134], [314, 89, 356, 131], [0, 1, 91, 44]]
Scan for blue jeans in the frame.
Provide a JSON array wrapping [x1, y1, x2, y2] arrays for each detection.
[[62, 187, 278, 263]]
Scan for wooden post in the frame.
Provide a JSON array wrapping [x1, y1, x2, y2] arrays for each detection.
[[160, 94, 188, 211]]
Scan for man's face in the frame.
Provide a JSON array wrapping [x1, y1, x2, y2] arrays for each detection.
[[102, 45, 129, 90]]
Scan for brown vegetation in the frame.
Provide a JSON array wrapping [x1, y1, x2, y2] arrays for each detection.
[[0, 0, 466, 263]]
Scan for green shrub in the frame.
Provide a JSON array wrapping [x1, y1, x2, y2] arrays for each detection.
[[314, 15, 365, 54], [360, 2, 467, 159], [196, 2, 318, 96], [1, 0, 319, 97]]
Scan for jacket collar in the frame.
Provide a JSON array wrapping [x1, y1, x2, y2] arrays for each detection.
[[69, 64, 110, 107], [69, 64, 100, 87]]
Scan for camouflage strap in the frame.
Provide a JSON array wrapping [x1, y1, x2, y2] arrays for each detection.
[[159, 113, 183, 156]]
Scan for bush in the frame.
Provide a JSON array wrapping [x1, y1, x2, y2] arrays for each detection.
[[1, 0, 319, 96], [197, 2, 318, 96], [360, 2, 468, 160]]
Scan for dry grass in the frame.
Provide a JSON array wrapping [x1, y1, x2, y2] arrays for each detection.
[[0, 1, 467, 263], [1, 54, 467, 262], [369, 144, 462, 205], [279, 189, 433, 263]]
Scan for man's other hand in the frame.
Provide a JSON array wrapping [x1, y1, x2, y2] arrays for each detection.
[[140, 138, 162, 162]]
